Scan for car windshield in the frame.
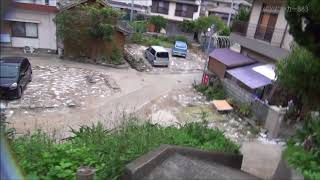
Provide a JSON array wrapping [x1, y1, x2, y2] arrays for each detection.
[[0, 64, 19, 78], [175, 42, 187, 49], [157, 52, 169, 58]]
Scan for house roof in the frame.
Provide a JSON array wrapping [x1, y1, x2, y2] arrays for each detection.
[[226, 63, 273, 89], [209, 48, 255, 68]]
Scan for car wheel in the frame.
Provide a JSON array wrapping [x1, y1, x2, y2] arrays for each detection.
[[17, 86, 23, 98]]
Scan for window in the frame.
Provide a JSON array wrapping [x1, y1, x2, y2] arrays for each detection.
[[151, 0, 169, 14], [175, 3, 198, 18], [157, 52, 169, 58], [150, 48, 156, 56], [12, 22, 38, 38]]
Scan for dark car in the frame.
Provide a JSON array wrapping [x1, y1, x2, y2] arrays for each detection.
[[0, 57, 32, 99]]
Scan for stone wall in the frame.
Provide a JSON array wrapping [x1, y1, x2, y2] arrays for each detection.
[[221, 78, 286, 138]]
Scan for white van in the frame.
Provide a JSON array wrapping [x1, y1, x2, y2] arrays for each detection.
[[144, 46, 169, 67]]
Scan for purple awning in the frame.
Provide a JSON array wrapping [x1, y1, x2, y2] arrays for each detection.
[[227, 64, 272, 89], [209, 48, 255, 68]]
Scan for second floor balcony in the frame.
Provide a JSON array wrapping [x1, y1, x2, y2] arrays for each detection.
[[231, 21, 286, 48], [15, 0, 56, 6]]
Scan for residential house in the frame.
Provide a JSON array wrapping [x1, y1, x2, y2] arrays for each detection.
[[201, 0, 251, 22], [207, 0, 293, 100], [150, 0, 201, 21], [230, 0, 293, 63], [107, 0, 151, 15], [1, 0, 58, 52]]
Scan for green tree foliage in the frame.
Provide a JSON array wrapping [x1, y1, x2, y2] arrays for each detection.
[[276, 46, 320, 111], [234, 7, 250, 22], [194, 16, 225, 34], [179, 20, 196, 33], [148, 15, 167, 32], [285, 0, 320, 57], [55, 3, 121, 42], [284, 115, 320, 179]]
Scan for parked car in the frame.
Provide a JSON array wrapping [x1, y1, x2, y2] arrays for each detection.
[[0, 57, 32, 99], [172, 41, 188, 58], [144, 46, 169, 67]]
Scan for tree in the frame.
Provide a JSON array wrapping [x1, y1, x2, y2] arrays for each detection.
[[234, 7, 250, 22], [54, 3, 123, 59], [276, 46, 320, 113], [194, 16, 225, 34], [148, 16, 167, 32], [285, 0, 320, 57]]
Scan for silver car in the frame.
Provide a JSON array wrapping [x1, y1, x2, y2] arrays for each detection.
[[144, 46, 169, 67]]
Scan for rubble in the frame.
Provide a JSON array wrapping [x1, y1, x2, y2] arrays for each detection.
[[6, 65, 120, 110], [125, 44, 205, 73]]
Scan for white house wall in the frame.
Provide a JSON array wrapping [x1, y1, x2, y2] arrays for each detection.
[[7, 9, 57, 50], [151, 1, 200, 21]]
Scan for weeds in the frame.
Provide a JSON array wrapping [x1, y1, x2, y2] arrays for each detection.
[[11, 121, 239, 179], [284, 115, 320, 179], [193, 83, 225, 100]]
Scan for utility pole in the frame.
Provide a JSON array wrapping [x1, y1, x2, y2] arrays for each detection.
[[130, 0, 134, 22], [227, 0, 234, 27]]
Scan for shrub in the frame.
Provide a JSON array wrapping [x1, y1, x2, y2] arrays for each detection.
[[131, 21, 147, 33], [130, 33, 144, 44], [219, 26, 231, 36], [284, 115, 320, 179], [234, 7, 250, 22], [11, 121, 239, 179], [110, 47, 124, 65], [238, 103, 252, 117], [145, 38, 161, 46], [194, 83, 225, 101], [179, 20, 196, 33], [148, 16, 167, 32]]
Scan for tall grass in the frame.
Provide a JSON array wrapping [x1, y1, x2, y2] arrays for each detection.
[[10, 120, 239, 179]]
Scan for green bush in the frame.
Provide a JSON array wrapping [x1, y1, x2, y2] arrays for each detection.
[[148, 16, 167, 32], [234, 7, 250, 22], [238, 103, 252, 117], [130, 33, 144, 44], [219, 26, 231, 36], [11, 121, 239, 179], [178, 20, 196, 33], [110, 47, 124, 65], [131, 21, 147, 33], [145, 38, 161, 46], [284, 115, 320, 179], [194, 83, 226, 101]]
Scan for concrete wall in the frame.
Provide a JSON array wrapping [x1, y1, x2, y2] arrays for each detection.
[[222, 78, 286, 138], [5, 9, 57, 50], [150, 1, 201, 21]]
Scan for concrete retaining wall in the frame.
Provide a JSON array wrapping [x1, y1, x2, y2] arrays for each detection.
[[221, 78, 286, 138]]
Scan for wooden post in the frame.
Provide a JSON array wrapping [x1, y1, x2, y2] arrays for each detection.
[[76, 167, 95, 180]]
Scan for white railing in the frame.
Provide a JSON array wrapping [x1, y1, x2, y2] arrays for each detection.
[[15, 0, 56, 6]]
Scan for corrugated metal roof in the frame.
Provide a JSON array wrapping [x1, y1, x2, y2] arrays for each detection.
[[209, 48, 256, 68], [226, 63, 272, 89]]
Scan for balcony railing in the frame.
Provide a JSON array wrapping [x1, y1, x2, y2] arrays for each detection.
[[231, 21, 286, 47], [15, 0, 56, 6]]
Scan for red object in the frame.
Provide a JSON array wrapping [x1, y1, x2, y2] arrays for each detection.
[[202, 73, 209, 86]]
